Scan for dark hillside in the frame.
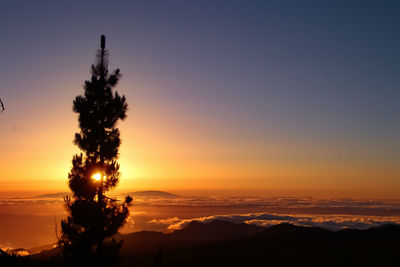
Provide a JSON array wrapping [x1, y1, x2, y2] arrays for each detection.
[[3, 221, 400, 266]]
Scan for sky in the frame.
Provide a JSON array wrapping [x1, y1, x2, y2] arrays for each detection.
[[0, 0, 399, 198]]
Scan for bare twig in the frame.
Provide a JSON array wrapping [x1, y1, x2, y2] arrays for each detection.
[[54, 219, 63, 255], [0, 98, 4, 112]]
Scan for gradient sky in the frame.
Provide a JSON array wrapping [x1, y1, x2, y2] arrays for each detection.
[[0, 0, 399, 197]]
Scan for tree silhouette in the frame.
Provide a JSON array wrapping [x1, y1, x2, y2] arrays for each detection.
[[60, 35, 132, 266]]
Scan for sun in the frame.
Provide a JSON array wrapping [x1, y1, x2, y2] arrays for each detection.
[[92, 173, 102, 181]]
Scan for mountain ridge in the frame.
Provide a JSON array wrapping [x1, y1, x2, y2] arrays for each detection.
[[7, 220, 400, 266]]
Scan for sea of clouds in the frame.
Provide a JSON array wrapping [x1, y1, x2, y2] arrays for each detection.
[[1, 192, 400, 250], [148, 212, 400, 231]]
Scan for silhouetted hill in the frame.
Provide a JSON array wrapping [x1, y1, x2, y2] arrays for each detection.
[[118, 231, 165, 253], [117, 219, 262, 258], [257, 222, 331, 240], [6, 220, 400, 266], [119, 221, 400, 266], [170, 219, 263, 242]]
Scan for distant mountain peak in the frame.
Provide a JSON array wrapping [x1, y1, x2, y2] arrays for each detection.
[[34, 192, 70, 198]]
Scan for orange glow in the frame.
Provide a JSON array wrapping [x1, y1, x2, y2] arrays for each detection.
[[92, 173, 102, 181], [0, 90, 399, 199]]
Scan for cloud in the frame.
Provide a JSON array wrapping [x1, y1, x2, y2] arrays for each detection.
[[2, 194, 400, 214], [13, 249, 29, 256], [124, 195, 400, 215], [148, 213, 299, 231], [0, 245, 13, 251], [0, 246, 29, 256], [148, 212, 400, 231], [148, 217, 181, 225], [124, 211, 148, 229]]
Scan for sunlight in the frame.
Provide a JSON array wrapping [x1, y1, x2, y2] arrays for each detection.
[[92, 173, 102, 181]]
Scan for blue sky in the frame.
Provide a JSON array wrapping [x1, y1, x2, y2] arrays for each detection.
[[0, 0, 399, 195]]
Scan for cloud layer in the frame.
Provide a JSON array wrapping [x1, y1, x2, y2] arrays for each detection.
[[149, 212, 400, 231], [1, 193, 400, 249]]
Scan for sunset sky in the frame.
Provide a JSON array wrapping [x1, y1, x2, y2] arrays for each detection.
[[1, 0, 399, 198]]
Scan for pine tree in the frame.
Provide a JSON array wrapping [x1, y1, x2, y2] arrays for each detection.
[[60, 35, 132, 266]]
